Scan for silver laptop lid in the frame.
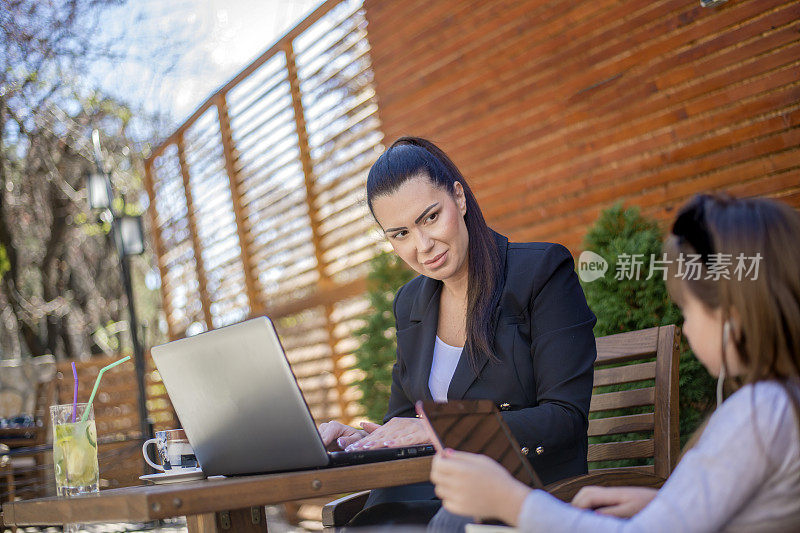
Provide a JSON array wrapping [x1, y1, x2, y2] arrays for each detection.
[[150, 316, 330, 476]]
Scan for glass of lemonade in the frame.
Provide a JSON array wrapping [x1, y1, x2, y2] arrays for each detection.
[[50, 403, 99, 496]]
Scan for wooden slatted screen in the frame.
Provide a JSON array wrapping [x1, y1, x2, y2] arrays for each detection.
[[148, 145, 206, 338], [364, 0, 800, 253], [294, 6, 384, 286], [145, 0, 384, 423]]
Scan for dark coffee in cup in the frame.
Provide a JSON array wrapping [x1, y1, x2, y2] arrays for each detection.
[[142, 429, 198, 472]]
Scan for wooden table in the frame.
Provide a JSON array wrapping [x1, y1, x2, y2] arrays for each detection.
[[2, 456, 432, 532]]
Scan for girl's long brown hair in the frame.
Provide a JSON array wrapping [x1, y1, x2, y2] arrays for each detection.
[[664, 194, 800, 448]]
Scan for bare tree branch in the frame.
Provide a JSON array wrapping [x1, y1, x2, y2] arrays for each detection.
[[0, 0, 165, 360]]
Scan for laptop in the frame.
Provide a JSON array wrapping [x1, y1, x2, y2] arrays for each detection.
[[150, 316, 434, 477]]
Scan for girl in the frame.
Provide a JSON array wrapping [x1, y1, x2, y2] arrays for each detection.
[[430, 193, 800, 532]]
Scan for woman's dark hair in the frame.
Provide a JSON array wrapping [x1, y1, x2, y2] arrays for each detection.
[[366, 137, 502, 370], [665, 193, 800, 449]]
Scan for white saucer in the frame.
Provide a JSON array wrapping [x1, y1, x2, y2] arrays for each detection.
[[139, 468, 205, 484]]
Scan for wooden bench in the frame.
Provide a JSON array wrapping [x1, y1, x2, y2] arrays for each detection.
[[321, 324, 681, 527], [545, 324, 680, 500]]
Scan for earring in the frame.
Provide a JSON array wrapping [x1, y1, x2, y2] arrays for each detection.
[[716, 362, 726, 408], [717, 320, 732, 407]]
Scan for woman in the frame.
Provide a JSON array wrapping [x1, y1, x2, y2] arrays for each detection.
[[431, 193, 800, 531], [319, 137, 597, 518]]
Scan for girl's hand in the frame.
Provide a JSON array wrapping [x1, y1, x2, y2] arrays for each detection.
[[345, 417, 431, 450], [318, 421, 368, 451], [571, 486, 658, 518], [430, 449, 531, 525]]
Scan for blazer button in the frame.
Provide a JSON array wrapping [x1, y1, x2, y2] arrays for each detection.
[[521, 447, 529, 456], [500, 402, 511, 411], [535, 446, 544, 455]]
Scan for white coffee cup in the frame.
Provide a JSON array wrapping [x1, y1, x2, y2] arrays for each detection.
[[142, 429, 198, 472]]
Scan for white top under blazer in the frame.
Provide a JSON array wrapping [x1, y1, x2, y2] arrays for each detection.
[[428, 336, 463, 402]]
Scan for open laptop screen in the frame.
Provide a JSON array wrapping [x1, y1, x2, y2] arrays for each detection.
[[151, 317, 330, 476]]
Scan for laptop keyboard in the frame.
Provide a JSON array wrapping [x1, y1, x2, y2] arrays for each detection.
[[327, 445, 435, 466]]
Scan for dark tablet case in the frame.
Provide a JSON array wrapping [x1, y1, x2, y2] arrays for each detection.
[[419, 399, 543, 489]]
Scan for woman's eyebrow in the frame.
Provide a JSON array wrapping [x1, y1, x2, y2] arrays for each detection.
[[414, 203, 439, 224], [384, 203, 439, 233]]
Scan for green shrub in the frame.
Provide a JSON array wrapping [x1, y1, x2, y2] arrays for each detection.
[[352, 252, 415, 422], [581, 204, 715, 448]]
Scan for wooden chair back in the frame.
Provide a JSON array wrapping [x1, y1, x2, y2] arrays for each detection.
[[587, 324, 680, 479]]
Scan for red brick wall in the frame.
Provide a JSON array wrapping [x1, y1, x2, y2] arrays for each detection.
[[364, 0, 800, 253]]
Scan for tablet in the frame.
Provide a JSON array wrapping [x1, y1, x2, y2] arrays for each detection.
[[416, 399, 543, 489]]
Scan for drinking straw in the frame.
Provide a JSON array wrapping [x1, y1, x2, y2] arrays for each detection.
[[71, 362, 78, 422], [80, 356, 131, 423]]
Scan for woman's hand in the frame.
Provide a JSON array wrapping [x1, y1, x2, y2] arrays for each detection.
[[571, 486, 658, 518], [318, 421, 368, 451], [430, 449, 531, 526], [344, 417, 430, 450]]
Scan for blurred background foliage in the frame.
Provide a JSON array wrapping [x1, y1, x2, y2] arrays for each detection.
[[0, 0, 167, 361], [351, 252, 414, 422], [581, 204, 716, 447]]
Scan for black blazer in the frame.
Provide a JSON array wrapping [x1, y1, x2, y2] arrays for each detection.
[[384, 232, 597, 489]]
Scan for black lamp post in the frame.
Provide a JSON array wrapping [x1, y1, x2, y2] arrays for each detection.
[[86, 130, 151, 444]]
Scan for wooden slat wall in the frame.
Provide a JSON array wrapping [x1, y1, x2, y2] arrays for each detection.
[[363, 0, 800, 252], [145, 0, 384, 423], [147, 144, 205, 337]]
